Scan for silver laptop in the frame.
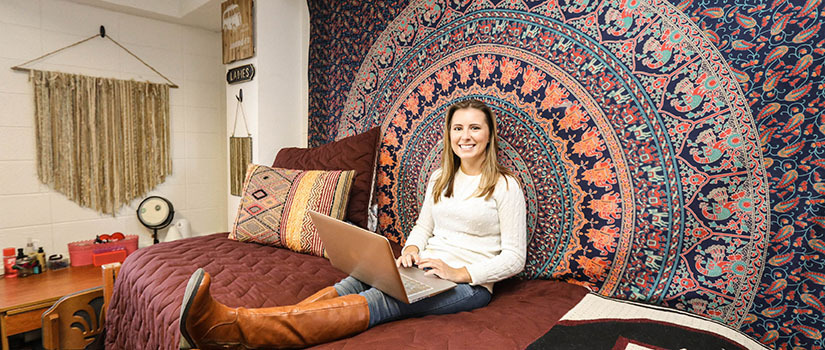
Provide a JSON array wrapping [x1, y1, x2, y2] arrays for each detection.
[[309, 210, 456, 304]]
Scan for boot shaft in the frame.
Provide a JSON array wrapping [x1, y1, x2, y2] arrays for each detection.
[[181, 270, 369, 350]]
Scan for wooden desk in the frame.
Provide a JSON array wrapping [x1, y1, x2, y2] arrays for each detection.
[[0, 266, 102, 350]]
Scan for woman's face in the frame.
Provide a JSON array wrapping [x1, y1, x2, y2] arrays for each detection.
[[450, 107, 490, 166]]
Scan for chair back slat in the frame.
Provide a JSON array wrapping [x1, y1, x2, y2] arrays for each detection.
[[41, 287, 103, 350]]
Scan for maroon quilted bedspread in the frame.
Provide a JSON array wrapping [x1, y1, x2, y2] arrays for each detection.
[[104, 233, 588, 349]]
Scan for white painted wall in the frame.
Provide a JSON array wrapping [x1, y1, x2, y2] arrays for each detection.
[[0, 0, 227, 264], [225, 0, 309, 224]]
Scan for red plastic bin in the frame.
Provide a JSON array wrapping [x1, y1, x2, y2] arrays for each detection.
[[93, 249, 128, 266], [68, 235, 138, 267]]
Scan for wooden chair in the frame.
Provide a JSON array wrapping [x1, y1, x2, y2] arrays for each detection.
[[40, 263, 121, 350], [40, 287, 104, 350]]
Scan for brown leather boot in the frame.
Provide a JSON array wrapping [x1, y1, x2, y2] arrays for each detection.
[[297, 286, 339, 305], [179, 269, 369, 350]]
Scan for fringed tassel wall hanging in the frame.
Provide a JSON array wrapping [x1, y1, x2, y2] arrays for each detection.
[[31, 70, 171, 214], [230, 89, 252, 196]]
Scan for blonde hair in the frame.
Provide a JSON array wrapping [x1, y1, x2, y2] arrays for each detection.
[[432, 99, 513, 203]]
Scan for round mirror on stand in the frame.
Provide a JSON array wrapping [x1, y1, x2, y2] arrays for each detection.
[[136, 196, 175, 244]]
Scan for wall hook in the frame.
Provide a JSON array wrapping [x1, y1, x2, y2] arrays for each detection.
[[100, 25, 106, 38]]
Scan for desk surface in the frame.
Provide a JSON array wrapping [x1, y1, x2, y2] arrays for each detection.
[[0, 265, 102, 312]]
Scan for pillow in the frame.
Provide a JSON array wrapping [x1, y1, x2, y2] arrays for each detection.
[[229, 164, 355, 257], [273, 127, 380, 230], [272, 127, 381, 229]]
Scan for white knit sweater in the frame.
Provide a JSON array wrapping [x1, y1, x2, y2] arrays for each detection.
[[403, 168, 527, 293]]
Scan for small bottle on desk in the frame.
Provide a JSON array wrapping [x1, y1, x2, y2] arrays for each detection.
[[3, 247, 16, 278], [36, 247, 46, 271], [24, 238, 35, 256]]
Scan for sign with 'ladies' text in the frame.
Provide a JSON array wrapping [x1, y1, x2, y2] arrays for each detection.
[[226, 64, 255, 84]]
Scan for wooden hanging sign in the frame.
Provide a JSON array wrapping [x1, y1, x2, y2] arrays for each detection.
[[227, 64, 255, 84], [222, 0, 255, 64]]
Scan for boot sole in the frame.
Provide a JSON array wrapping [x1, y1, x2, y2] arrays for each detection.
[[179, 268, 205, 349]]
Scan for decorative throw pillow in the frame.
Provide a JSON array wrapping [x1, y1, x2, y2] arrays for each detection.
[[272, 127, 380, 230], [229, 164, 355, 257]]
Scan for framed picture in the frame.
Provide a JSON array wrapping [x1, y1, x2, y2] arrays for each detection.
[[222, 0, 255, 64]]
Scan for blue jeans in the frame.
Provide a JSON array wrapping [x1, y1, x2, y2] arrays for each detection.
[[333, 276, 491, 327]]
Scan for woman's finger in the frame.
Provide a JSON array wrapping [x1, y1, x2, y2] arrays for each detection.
[[417, 259, 432, 269], [424, 268, 440, 277]]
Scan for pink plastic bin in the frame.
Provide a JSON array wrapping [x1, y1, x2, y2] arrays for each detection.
[[68, 235, 138, 267]]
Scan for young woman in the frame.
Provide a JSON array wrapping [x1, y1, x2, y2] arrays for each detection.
[[179, 99, 527, 349]]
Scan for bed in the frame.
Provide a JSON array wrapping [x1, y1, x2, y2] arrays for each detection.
[[104, 232, 767, 349]]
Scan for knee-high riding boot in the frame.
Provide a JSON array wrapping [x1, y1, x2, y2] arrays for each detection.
[[179, 269, 369, 350]]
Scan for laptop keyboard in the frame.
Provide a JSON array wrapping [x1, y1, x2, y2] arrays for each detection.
[[401, 274, 434, 295]]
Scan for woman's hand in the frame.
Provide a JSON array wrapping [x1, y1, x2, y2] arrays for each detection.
[[396, 246, 421, 268], [417, 258, 471, 283]]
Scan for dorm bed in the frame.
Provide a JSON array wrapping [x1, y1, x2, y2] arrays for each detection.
[[104, 233, 765, 349]]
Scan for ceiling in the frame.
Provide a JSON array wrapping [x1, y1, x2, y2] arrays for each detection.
[[68, 0, 223, 32]]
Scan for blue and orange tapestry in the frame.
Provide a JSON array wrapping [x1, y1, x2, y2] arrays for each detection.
[[307, 0, 824, 348]]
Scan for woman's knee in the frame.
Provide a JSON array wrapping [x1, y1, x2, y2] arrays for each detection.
[[428, 284, 491, 314], [334, 276, 371, 295], [460, 285, 491, 309]]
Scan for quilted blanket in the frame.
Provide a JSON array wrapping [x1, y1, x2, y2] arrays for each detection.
[[104, 233, 589, 349]]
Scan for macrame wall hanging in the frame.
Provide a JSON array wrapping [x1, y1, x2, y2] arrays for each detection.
[[11, 26, 177, 214], [229, 89, 252, 196]]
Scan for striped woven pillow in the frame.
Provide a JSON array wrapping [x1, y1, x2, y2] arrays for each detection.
[[229, 164, 355, 257]]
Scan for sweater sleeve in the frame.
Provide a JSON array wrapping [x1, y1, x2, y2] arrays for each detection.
[[465, 175, 527, 285], [403, 171, 439, 252]]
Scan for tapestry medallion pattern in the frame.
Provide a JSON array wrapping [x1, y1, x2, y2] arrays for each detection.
[[307, 0, 824, 347]]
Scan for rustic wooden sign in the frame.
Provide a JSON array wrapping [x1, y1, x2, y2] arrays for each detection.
[[221, 0, 254, 64], [227, 64, 255, 84]]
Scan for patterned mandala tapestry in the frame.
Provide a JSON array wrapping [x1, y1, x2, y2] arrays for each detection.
[[307, 0, 825, 348]]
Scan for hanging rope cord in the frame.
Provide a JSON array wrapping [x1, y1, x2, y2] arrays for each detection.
[[11, 33, 178, 88], [232, 95, 251, 137]]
